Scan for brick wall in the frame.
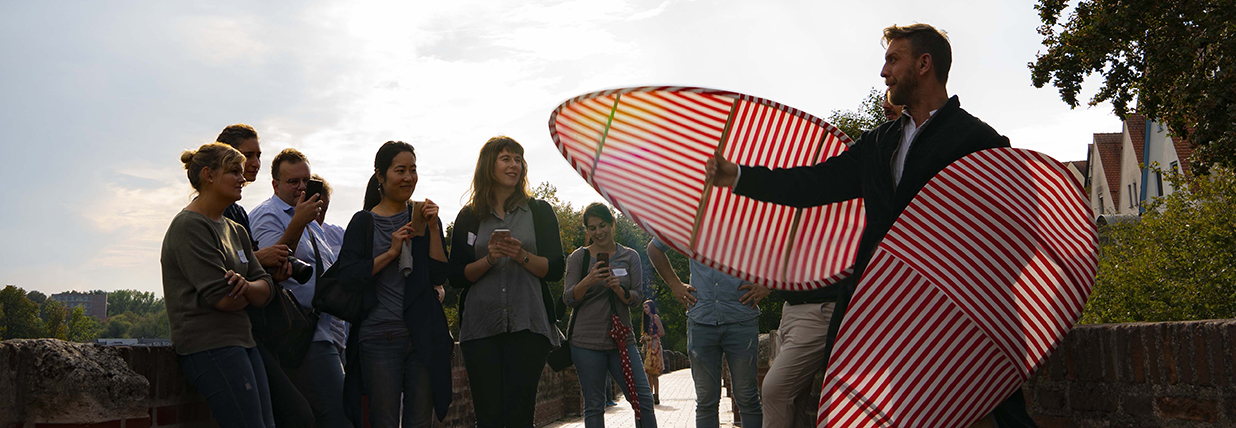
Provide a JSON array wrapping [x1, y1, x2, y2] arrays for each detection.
[[1024, 320, 1236, 427], [755, 320, 1236, 427]]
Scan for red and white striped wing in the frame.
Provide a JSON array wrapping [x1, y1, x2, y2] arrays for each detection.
[[549, 87, 863, 290], [818, 148, 1098, 428]]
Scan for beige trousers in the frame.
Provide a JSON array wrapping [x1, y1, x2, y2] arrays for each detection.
[[762, 301, 834, 428]]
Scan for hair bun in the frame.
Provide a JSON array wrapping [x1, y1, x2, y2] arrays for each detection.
[[180, 150, 197, 169]]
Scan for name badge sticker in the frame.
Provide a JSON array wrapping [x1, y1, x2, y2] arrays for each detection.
[[467, 232, 477, 246], [237, 250, 248, 264], [612, 268, 628, 277]]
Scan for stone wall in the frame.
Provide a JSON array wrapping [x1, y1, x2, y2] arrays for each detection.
[[0, 339, 583, 428]]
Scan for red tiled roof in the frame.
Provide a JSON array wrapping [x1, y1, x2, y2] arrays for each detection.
[[1173, 135, 1193, 179], [1126, 114, 1146, 163], [1068, 160, 1088, 172], [1094, 132, 1123, 205]]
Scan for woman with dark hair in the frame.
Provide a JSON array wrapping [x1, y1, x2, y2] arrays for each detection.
[[334, 141, 453, 428], [162, 142, 275, 428], [448, 136, 565, 428], [562, 202, 656, 427], [641, 300, 665, 404]]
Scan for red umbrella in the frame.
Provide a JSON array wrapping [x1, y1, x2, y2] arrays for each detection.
[[607, 312, 642, 421]]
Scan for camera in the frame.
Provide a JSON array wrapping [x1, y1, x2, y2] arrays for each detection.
[[286, 256, 314, 284]]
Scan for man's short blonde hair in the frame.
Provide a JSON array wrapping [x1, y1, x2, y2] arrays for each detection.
[[883, 23, 952, 84]]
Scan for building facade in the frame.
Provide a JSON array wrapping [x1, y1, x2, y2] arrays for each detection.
[[49, 291, 108, 320]]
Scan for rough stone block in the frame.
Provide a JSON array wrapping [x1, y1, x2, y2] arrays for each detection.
[[1160, 325, 1179, 385], [1156, 396, 1218, 422], [1036, 388, 1066, 411], [0, 340, 148, 424]]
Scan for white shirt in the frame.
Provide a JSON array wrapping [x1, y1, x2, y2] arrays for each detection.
[[892, 109, 938, 186]]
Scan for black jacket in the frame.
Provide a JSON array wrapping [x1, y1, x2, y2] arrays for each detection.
[[335, 209, 454, 422], [735, 96, 1035, 428], [448, 198, 566, 326]]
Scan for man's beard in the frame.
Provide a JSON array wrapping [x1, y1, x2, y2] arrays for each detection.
[[889, 70, 918, 106]]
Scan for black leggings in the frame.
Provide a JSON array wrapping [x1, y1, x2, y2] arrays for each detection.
[[460, 331, 552, 428]]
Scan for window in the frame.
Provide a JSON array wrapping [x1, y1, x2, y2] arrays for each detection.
[[1171, 161, 1179, 173], [1128, 184, 1134, 209], [1099, 195, 1106, 213], [1155, 172, 1163, 196]]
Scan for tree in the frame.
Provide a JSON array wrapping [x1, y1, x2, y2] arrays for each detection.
[[39, 299, 68, 340], [1081, 167, 1236, 323], [1029, 0, 1236, 172], [66, 306, 101, 342], [0, 285, 44, 339], [106, 289, 163, 317], [827, 87, 888, 140], [25, 290, 47, 305]]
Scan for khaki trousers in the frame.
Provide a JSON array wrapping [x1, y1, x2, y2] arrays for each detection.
[[762, 301, 834, 428]]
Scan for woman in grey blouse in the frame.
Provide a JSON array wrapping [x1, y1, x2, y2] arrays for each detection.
[[448, 136, 566, 428], [563, 203, 656, 428]]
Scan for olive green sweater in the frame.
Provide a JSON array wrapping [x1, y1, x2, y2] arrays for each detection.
[[161, 210, 271, 355]]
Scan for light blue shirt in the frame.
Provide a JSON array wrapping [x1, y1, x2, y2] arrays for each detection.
[[250, 195, 348, 348], [651, 238, 759, 325], [322, 221, 345, 255]]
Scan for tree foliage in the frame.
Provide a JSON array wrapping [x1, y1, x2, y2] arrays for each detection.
[[1081, 167, 1236, 323], [66, 306, 102, 342], [1029, 0, 1236, 172], [106, 289, 163, 317], [39, 299, 68, 340], [827, 87, 887, 140], [26, 290, 47, 305], [0, 285, 44, 339]]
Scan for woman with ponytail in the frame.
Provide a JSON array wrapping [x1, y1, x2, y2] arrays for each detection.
[[162, 143, 275, 427], [334, 141, 453, 427]]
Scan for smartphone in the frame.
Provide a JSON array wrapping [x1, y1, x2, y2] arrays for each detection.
[[596, 252, 610, 269], [492, 229, 512, 241], [304, 179, 324, 201]]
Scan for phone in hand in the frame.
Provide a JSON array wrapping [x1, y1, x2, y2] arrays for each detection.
[[492, 229, 511, 241], [596, 252, 610, 270], [305, 179, 324, 202]]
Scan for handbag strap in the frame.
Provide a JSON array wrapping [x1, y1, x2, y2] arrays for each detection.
[[564, 248, 590, 341]]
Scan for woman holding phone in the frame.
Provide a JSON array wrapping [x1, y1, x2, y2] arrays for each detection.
[[562, 203, 656, 427], [333, 141, 453, 427], [162, 143, 275, 427], [449, 136, 565, 428]]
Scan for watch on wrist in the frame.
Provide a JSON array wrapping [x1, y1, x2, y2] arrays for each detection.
[[520, 251, 530, 265]]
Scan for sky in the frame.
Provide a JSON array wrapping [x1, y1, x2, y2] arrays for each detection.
[[0, 0, 1119, 297]]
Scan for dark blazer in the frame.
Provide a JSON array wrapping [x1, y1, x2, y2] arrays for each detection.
[[735, 96, 1035, 428], [448, 198, 566, 326], [335, 210, 454, 422]]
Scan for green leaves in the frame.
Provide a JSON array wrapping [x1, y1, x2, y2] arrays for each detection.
[[1030, 0, 1236, 172], [1081, 167, 1236, 323]]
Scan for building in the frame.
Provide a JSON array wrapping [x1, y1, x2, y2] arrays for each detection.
[[1083, 114, 1192, 218], [49, 291, 108, 320]]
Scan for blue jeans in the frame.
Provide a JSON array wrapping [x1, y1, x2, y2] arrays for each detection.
[[571, 343, 657, 428], [687, 318, 762, 428], [289, 341, 352, 428], [361, 335, 434, 428], [180, 346, 275, 428]]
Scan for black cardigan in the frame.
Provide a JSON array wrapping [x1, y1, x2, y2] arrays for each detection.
[[448, 198, 566, 326], [735, 95, 1035, 427], [335, 209, 454, 422]]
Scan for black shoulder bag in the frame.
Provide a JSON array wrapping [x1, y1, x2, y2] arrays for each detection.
[[249, 236, 321, 368], [548, 248, 591, 372], [313, 214, 375, 323]]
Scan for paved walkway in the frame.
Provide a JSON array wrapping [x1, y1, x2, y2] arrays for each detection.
[[545, 368, 740, 428]]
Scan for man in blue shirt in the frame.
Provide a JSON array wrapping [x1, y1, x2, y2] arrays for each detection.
[[648, 238, 767, 428], [250, 148, 350, 428]]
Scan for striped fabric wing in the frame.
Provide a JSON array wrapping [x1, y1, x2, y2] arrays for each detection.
[[549, 87, 863, 290], [818, 148, 1098, 428]]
